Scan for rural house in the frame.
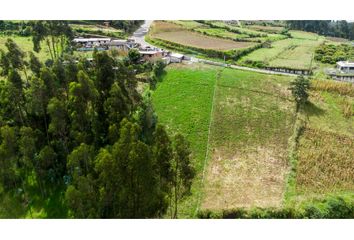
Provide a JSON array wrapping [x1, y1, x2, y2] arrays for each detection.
[[336, 61, 354, 74], [170, 53, 184, 63], [327, 61, 354, 83], [139, 50, 163, 61], [103, 39, 136, 51], [73, 38, 111, 47]]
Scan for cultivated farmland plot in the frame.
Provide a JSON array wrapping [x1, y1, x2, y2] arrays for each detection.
[[153, 64, 297, 215], [239, 35, 324, 70], [150, 21, 256, 51], [153, 63, 354, 218], [201, 68, 295, 210]]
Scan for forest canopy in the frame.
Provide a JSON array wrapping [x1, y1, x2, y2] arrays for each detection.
[[0, 30, 194, 218]]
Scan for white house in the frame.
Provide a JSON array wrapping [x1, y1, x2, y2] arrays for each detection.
[[73, 38, 111, 46], [336, 61, 354, 74]]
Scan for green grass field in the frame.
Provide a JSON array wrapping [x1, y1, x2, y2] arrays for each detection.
[[0, 36, 51, 62], [70, 23, 125, 38], [239, 36, 324, 70], [152, 63, 219, 217]]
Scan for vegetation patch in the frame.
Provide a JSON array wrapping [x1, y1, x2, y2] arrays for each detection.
[[201, 68, 296, 210], [296, 128, 354, 195], [239, 37, 323, 70], [152, 63, 219, 217], [71, 24, 125, 38], [248, 25, 285, 34], [151, 30, 256, 51], [315, 43, 354, 64]]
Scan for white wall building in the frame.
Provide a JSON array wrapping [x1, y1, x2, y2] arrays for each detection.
[[336, 61, 354, 74]]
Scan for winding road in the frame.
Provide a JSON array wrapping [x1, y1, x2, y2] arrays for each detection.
[[132, 21, 299, 77]]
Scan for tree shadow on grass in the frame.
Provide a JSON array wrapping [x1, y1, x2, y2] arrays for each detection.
[[303, 101, 326, 116]]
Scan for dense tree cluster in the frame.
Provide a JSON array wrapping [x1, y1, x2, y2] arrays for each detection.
[[79, 20, 144, 34], [106, 21, 144, 33], [286, 20, 354, 40], [315, 43, 354, 64], [0, 21, 32, 36], [0, 38, 194, 218]]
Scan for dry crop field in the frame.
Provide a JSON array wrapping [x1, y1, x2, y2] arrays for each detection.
[[150, 21, 256, 51], [201, 68, 295, 210], [294, 85, 354, 199]]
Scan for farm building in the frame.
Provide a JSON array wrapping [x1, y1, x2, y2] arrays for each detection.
[[336, 61, 354, 74], [326, 61, 354, 83], [103, 39, 136, 51], [139, 50, 163, 61], [73, 38, 111, 47], [170, 53, 184, 63]]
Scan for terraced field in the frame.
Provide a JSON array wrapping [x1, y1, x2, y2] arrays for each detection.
[[150, 21, 256, 51], [239, 35, 324, 70], [248, 25, 285, 34]]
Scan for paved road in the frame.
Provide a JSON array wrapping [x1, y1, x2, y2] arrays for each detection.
[[133, 21, 298, 77], [193, 58, 298, 77], [131, 20, 154, 48]]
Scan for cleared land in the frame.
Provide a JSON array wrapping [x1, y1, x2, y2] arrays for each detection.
[[201, 68, 296, 210], [152, 63, 219, 217]]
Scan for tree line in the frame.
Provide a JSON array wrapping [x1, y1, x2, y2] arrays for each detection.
[[0, 24, 194, 218], [286, 20, 354, 40]]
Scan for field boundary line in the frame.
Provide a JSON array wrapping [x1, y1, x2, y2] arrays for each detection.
[[194, 67, 223, 216]]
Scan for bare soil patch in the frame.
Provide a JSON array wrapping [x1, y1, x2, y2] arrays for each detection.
[[202, 145, 289, 210]]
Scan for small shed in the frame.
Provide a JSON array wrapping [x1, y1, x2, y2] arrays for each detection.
[[170, 53, 184, 63]]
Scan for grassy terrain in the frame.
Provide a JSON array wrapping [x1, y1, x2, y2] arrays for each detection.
[[152, 63, 219, 217], [208, 21, 267, 37], [153, 63, 298, 216], [0, 35, 103, 76], [202, 68, 296, 210], [153, 63, 353, 218], [168, 20, 206, 29], [239, 36, 324, 70], [247, 25, 285, 34], [289, 30, 320, 40], [0, 36, 51, 62], [70, 23, 125, 38], [194, 28, 250, 41]]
